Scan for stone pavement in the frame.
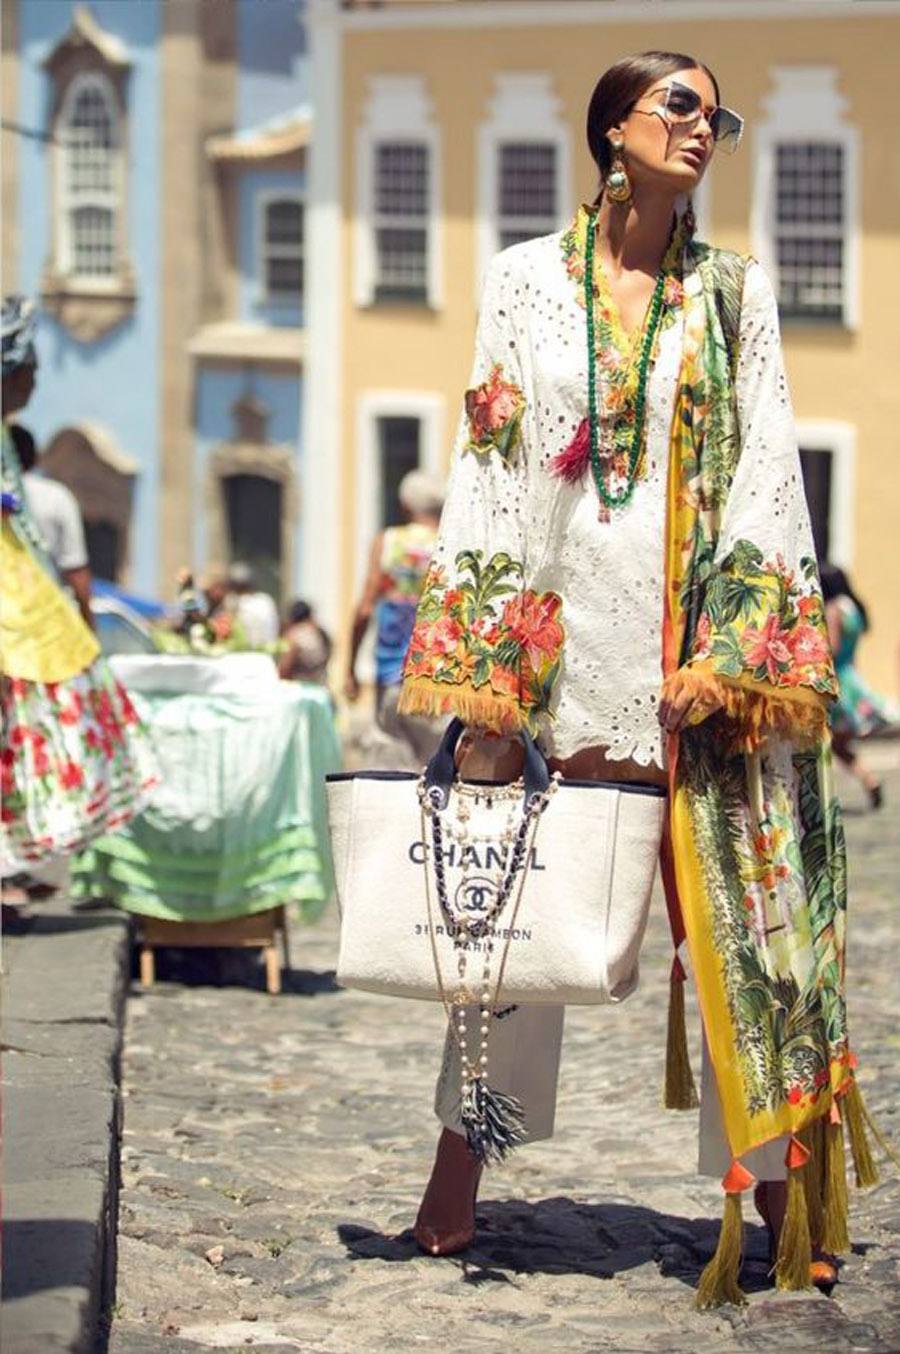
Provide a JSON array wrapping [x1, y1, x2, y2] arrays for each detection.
[[3, 890, 130, 1354], [109, 752, 900, 1354]]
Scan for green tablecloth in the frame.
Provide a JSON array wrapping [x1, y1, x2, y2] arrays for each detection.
[[72, 659, 341, 923]]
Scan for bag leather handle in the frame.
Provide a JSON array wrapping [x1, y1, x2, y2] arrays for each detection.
[[423, 717, 550, 810]]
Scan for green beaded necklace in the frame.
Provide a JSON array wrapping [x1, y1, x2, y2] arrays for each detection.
[[585, 207, 667, 511]]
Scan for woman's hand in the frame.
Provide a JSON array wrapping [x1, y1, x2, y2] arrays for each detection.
[[456, 729, 524, 781], [657, 671, 724, 735]]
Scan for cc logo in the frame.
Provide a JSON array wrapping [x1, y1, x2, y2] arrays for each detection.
[[455, 875, 497, 915]]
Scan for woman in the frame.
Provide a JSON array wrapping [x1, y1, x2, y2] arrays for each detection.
[[398, 54, 878, 1306], [346, 469, 446, 769], [820, 562, 898, 809], [1, 296, 157, 873]]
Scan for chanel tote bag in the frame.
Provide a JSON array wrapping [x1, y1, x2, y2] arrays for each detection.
[[327, 719, 665, 1008]]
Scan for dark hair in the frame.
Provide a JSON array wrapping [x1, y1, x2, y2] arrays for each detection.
[[586, 51, 721, 185], [8, 421, 37, 472], [288, 598, 313, 625], [819, 562, 870, 631]]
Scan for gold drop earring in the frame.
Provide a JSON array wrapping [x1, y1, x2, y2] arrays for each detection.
[[605, 139, 632, 204]]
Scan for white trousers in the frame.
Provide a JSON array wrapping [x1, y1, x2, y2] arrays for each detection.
[[435, 1003, 787, 1181]]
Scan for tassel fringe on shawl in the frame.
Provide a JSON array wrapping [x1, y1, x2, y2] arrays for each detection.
[[694, 1078, 891, 1308], [664, 954, 699, 1110], [659, 664, 827, 754]]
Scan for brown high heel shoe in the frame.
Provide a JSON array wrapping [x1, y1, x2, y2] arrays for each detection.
[[413, 1129, 483, 1256], [413, 1176, 482, 1256], [754, 1182, 838, 1290]]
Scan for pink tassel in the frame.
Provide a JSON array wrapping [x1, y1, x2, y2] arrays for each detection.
[[549, 418, 591, 484]]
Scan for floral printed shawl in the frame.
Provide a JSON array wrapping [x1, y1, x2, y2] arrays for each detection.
[[661, 239, 853, 1164], [400, 212, 857, 1177]]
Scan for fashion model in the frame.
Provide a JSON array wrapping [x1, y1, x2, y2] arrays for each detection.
[[398, 51, 882, 1306]]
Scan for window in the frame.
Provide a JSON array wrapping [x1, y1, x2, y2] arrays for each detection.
[[497, 143, 558, 251], [795, 420, 856, 568], [355, 75, 441, 308], [774, 143, 844, 321], [61, 75, 119, 280], [373, 142, 429, 303], [262, 196, 304, 303], [799, 447, 833, 560], [751, 68, 858, 329], [377, 415, 420, 526], [477, 73, 570, 290], [41, 8, 135, 336]]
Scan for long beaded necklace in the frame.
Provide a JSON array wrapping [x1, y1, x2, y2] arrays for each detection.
[[417, 772, 560, 1164], [584, 206, 667, 514]]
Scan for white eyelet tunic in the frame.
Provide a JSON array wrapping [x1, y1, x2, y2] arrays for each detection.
[[419, 229, 779, 770]]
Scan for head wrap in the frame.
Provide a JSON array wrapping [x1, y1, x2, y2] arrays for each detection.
[[2, 296, 38, 377]]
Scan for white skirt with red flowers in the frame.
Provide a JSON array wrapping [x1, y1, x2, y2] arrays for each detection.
[[1, 661, 158, 872]]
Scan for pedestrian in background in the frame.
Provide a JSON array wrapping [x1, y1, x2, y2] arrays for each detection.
[[8, 421, 94, 633], [278, 598, 332, 687], [1, 296, 157, 880], [820, 561, 898, 809], [344, 469, 446, 768], [226, 560, 279, 647]]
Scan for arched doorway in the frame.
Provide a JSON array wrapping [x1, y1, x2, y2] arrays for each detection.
[[40, 422, 137, 581]]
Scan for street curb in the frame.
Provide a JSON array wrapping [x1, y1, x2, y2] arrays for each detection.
[[3, 898, 132, 1353]]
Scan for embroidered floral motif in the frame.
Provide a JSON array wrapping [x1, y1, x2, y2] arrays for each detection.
[[692, 541, 837, 698], [464, 364, 525, 465], [663, 275, 685, 308], [403, 549, 564, 728]]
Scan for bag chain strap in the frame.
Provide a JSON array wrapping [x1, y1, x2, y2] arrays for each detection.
[[418, 773, 559, 1163]]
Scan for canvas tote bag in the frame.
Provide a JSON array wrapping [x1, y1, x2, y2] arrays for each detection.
[[327, 719, 665, 1008]]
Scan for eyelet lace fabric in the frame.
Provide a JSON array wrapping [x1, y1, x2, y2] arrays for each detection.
[[532, 305, 681, 767], [408, 227, 781, 770]]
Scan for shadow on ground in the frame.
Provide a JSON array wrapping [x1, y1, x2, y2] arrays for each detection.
[[338, 1196, 778, 1296], [3, 1219, 102, 1300], [127, 942, 339, 997]]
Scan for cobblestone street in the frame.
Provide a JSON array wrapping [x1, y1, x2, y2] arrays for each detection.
[[109, 752, 900, 1354]]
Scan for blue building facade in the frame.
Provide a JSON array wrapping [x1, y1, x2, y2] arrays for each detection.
[[4, 0, 308, 605]]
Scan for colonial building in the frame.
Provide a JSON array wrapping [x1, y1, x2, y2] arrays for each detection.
[[2, 0, 308, 605], [305, 0, 900, 693]]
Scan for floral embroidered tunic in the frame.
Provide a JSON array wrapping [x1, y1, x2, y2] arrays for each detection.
[[401, 209, 814, 769], [399, 211, 869, 1266]]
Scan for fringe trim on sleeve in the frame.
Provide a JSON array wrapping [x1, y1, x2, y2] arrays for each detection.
[[661, 662, 829, 752], [398, 675, 527, 735]]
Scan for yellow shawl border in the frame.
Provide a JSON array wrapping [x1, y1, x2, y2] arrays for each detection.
[[662, 245, 888, 1307], [0, 521, 100, 683]]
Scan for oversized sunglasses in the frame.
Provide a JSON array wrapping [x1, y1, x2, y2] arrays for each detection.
[[635, 80, 744, 154]]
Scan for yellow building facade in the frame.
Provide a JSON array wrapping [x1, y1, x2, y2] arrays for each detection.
[[305, 0, 899, 694]]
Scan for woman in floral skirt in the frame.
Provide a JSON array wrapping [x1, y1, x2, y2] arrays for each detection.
[[398, 53, 882, 1306], [1, 297, 157, 874]]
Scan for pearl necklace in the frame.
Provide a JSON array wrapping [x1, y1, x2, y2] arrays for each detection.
[[418, 773, 560, 1163]]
